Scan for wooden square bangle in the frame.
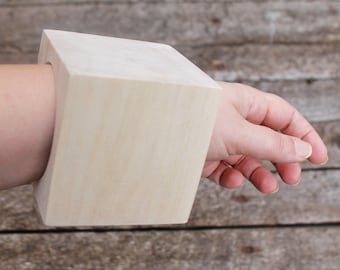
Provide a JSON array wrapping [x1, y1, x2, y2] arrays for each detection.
[[34, 30, 221, 226]]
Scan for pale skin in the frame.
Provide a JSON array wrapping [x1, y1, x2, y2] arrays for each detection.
[[203, 82, 328, 193], [0, 65, 328, 192]]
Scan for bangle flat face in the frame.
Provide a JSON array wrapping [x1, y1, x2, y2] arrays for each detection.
[[34, 30, 221, 226]]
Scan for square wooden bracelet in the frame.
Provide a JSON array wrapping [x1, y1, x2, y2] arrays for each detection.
[[34, 30, 222, 226]]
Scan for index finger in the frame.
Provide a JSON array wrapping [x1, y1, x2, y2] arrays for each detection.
[[229, 81, 329, 165], [259, 92, 328, 164]]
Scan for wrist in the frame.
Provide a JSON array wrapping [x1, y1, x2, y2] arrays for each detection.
[[0, 65, 55, 189]]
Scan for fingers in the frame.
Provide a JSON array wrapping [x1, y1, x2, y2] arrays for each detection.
[[205, 158, 302, 193], [235, 121, 312, 164], [274, 162, 301, 185], [302, 129, 328, 164], [229, 156, 278, 194], [261, 93, 328, 164], [206, 82, 327, 194], [220, 167, 245, 189], [205, 161, 244, 189], [219, 82, 328, 165], [228, 157, 301, 193], [244, 87, 328, 164]]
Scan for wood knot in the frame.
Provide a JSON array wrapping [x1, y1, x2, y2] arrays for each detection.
[[305, 79, 315, 85], [241, 246, 261, 254], [210, 60, 225, 70], [329, 6, 338, 15], [210, 17, 222, 24], [231, 194, 252, 203]]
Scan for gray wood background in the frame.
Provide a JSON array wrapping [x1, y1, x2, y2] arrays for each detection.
[[0, 0, 340, 269]]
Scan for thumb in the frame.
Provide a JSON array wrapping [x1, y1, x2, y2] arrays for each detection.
[[235, 121, 312, 163]]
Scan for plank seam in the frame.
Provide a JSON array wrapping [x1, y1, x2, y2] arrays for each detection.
[[1, 222, 340, 234], [0, 1, 241, 8], [3, 42, 340, 54]]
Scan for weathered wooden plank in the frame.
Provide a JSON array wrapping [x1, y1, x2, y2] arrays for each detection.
[[310, 121, 340, 169], [3, 44, 340, 83], [0, 0, 333, 4], [1, 0, 293, 5], [0, 53, 36, 64], [183, 44, 340, 81], [1, 169, 339, 230], [0, 227, 339, 269], [0, 185, 42, 230], [0, 0, 232, 4], [191, 169, 340, 226], [0, 1, 340, 56], [250, 80, 340, 122], [0, 0, 231, 4]]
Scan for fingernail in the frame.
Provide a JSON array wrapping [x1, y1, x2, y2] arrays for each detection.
[[294, 139, 312, 159], [319, 157, 329, 166], [291, 177, 301, 186], [271, 185, 279, 194]]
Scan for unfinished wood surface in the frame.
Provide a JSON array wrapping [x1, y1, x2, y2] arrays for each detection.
[[1, 1, 340, 55], [1, 169, 339, 230], [1, 227, 340, 269], [35, 30, 221, 226]]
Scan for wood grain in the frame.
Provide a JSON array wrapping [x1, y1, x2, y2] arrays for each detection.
[[0, 227, 340, 269], [35, 30, 221, 226], [0, 53, 36, 64], [311, 120, 340, 169], [0, 1, 338, 269], [0, 1, 340, 55], [191, 169, 340, 226], [0, 169, 339, 230], [250, 80, 340, 122], [184, 44, 340, 81], [3, 44, 340, 84]]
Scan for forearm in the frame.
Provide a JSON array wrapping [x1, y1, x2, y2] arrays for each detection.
[[0, 65, 55, 189]]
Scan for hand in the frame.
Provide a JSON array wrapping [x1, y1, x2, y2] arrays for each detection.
[[203, 82, 328, 194]]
